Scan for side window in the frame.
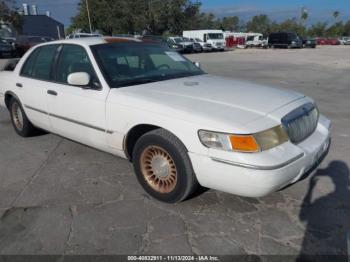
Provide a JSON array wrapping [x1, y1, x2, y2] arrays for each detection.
[[56, 45, 96, 85], [31, 45, 58, 80], [21, 48, 39, 77]]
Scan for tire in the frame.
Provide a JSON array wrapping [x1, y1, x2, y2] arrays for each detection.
[[9, 98, 38, 137], [132, 129, 198, 203]]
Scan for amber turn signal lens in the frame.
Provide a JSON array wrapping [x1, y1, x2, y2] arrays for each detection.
[[229, 135, 260, 152]]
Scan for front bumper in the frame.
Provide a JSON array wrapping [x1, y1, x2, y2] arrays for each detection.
[[291, 42, 303, 48], [189, 115, 331, 197], [202, 45, 212, 51], [212, 44, 225, 50]]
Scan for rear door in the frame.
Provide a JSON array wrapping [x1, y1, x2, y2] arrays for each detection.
[[46, 44, 110, 150], [18, 44, 59, 131]]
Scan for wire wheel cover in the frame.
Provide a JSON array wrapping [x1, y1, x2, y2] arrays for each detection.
[[140, 146, 178, 193]]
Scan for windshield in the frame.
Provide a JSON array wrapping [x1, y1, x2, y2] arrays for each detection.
[[91, 43, 204, 88], [208, 33, 223, 40], [288, 33, 298, 41], [195, 38, 202, 42], [173, 37, 183, 43], [0, 28, 12, 38]]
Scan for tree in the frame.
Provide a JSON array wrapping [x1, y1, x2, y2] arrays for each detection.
[[278, 18, 307, 37], [327, 22, 344, 37], [196, 12, 216, 30], [69, 0, 201, 35], [333, 11, 340, 22], [301, 7, 308, 26], [246, 15, 271, 36], [219, 16, 240, 31], [308, 22, 328, 37], [344, 21, 350, 36], [0, 0, 21, 31]]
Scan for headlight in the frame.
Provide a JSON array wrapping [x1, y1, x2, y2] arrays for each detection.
[[198, 125, 289, 153]]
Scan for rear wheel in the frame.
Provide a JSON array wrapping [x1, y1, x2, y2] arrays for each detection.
[[9, 98, 38, 137], [133, 129, 198, 203]]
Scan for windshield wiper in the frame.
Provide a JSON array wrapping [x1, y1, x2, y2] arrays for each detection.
[[117, 78, 159, 88]]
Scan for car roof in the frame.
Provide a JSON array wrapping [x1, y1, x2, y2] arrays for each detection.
[[34, 36, 144, 48]]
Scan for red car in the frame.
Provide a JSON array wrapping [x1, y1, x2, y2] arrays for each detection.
[[316, 38, 341, 45]]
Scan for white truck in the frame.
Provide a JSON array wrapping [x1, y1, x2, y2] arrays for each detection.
[[183, 30, 225, 51]]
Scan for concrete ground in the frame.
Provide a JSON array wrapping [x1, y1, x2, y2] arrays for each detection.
[[0, 46, 349, 257]]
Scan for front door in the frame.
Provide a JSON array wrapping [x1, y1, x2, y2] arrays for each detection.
[[47, 44, 109, 150]]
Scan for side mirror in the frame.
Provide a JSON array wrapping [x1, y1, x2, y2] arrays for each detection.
[[194, 62, 201, 68], [67, 72, 90, 86]]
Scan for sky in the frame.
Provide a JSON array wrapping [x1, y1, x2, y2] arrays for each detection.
[[16, 0, 350, 27]]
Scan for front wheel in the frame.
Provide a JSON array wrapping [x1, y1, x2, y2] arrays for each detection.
[[132, 129, 198, 203]]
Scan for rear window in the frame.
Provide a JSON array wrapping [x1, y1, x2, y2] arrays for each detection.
[[21, 45, 58, 80], [21, 48, 39, 76]]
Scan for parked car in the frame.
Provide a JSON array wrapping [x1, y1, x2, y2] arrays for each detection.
[[168, 37, 193, 53], [316, 38, 341, 46], [140, 35, 185, 53], [328, 38, 341, 45], [0, 38, 14, 58], [183, 37, 202, 52], [245, 33, 266, 48], [66, 33, 102, 39], [188, 37, 212, 52], [0, 37, 331, 203], [340, 37, 350, 45], [301, 38, 317, 48], [166, 38, 185, 53], [183, 30, 225, 51], [268, 32, 303, 48], [15, 35, 54, 57], [0, 36, 16, 55]]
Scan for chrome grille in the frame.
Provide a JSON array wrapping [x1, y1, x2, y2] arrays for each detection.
[[282, 103, 319, 143]]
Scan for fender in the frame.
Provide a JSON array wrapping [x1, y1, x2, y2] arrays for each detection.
[[4, 90, 20, 109]]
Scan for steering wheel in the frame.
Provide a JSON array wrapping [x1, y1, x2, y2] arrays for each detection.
[[157, 64, 170, 70]]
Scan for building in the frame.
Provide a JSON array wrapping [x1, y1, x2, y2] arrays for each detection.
[[21, 15, 65, 40]]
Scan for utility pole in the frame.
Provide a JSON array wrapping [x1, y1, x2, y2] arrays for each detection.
[[86, 0, 93, 34]]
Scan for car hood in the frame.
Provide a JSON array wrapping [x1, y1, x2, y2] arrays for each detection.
[[115, 74, 305, 131], [181, 41, 193, 46]]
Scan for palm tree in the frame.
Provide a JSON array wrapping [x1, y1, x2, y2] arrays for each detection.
[[301, 8, 308, 25], [333, 11, 340, 23]]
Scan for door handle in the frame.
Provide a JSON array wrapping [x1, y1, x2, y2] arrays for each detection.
[[16, 83, 23, 88], [47, 90, 58, 96]]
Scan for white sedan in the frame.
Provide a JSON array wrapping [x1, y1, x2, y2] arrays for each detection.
[[0, 37, 331, 203]]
